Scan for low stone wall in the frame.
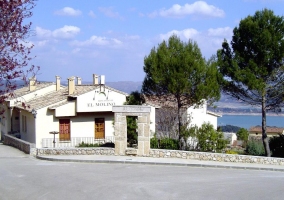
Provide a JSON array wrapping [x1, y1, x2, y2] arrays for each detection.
[[36, 147, 115, 156], [149, 149, 284, 166], [4, 134, 35, 154], [29, 147, 284, 166]]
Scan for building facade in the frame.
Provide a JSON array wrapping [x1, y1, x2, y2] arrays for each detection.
[[0, 74, 156, 148]]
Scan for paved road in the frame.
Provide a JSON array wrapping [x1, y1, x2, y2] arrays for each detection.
[[1, 144, 284, 200]]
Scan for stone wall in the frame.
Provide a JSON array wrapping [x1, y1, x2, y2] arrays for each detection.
[[36, 148, 115, 156], [149, 149, 284, 166], [4, 134, 35, 154]]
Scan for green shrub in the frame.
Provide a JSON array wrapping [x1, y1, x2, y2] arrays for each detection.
[[269, 135, 284, 158], [246, 140, 265, 156], [225, 150, 238, 154], [195, 123, 227, 152], [77, 142, 114, 148], [150, 136, 159, 149], [150, 136, 179, 150], [159, 138, 179, 150]]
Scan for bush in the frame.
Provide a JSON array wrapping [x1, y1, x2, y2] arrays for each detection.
[[225, 150, 238, 154], [159, 138, 179, 150], [269, 134, 284, 158], [195, 123, 227, 152], [150, 136, 179, 150], [77, 142, 114, 148], [246, 140, 265, 156], [150, 136, 159, 149]]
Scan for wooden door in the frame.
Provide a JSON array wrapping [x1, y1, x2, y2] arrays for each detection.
[[95, 118, 105, 139], [59, 119, 70, 141]]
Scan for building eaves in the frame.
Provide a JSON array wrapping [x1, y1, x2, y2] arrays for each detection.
[[15, 88, 69, 111], [6, 82, 55, 100], [207, 111, 222, 117]]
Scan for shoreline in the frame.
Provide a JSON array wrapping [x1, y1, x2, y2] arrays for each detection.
[[216, 112, 284, 117]]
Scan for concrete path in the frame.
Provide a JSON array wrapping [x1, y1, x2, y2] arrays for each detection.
[[37, 154, 284, 172]]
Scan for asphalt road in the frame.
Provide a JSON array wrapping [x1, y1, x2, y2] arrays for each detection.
[[1, 144, 284, 200]]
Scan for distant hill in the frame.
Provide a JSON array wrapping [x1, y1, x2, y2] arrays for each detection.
[[106, 81, 142, 94]]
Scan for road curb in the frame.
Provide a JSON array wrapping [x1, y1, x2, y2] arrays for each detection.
[[36, 156, 284, 172]]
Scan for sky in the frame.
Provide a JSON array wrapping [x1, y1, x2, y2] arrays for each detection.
[[27, 0, 284, 82]]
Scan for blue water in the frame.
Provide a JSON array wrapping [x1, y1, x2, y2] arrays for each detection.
[[218, 115, 284, 129]]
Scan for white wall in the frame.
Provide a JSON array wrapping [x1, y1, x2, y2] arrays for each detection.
[[55, 101, 76, 117], [187, 103, 219, 129], [71, 112, 114, 138], [77, 88, 126, 112], [34, 106, 116, 147], [150, 106, 155, 135], [20, 109, 36, 144]]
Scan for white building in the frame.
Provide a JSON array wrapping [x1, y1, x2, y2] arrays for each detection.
[[0, 74, 156, 148], [147, 98, 221, 138], [187, 103, 221, 130]]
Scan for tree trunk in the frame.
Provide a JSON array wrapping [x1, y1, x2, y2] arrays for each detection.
[[261, 96, 271, 157], [177, 101, 183, 150]]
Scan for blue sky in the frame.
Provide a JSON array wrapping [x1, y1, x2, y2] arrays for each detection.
[[28, 0, 284, 82]]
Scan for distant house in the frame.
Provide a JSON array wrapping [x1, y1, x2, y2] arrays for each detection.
[[0, 74, 156, 148], [249, 126, 284, 138], [144, 97, 221, 138]]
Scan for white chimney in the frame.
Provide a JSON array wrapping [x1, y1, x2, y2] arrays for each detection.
[[29, 76, 36, 91], [76, 77, 82, 85], [56, 76, 60, 91], [93, 74, 99, 85], [100, 75, 105, 85], [67, 76, 75, 95]]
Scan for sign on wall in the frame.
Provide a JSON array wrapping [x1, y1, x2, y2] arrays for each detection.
[[77, 88, 126, 112]]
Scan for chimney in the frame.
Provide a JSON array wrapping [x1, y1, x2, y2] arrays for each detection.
[[67, 76, 75, 95], [76, 77, 82, 85], [93, 74, 99, 85], [56, 76, 60, 91], [100, 75, 105, 85], [29, 76, 36, 91]]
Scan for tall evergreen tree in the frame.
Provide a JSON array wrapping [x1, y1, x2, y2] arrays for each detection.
[[142, 35, 220, 147], [217, 9, 284, 156]]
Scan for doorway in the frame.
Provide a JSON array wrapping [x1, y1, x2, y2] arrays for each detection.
[[95, 118, 105, 139]]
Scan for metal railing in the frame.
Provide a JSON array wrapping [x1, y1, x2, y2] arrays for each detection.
[[41, 136, 115, 148]]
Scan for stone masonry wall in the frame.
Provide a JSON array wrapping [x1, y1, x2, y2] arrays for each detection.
[[4, 134, 35, 154], [149, 149, 284, 166], [33, 147, 284, 166], [36, 148, 115, 156]]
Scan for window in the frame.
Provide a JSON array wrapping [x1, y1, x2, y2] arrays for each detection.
[[59, 119, 70, 141], [22, 115, 27, 132]]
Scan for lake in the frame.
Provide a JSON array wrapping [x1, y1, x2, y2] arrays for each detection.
[[218, 115, 284, 129]]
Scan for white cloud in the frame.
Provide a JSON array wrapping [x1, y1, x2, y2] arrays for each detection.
[[159, 27, 233, 58], [99, 7, 123, 19], [207, 27, 233, 37], [54, 7, 82, 16], [150, 1, 225, 18], [159, 29, 199, 41], [36, 26, 80, 39], [88, 10, 96, 18], [52, 26, 80, 39], [71, 35, 122, 47], [36, 27, 52, 38]]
